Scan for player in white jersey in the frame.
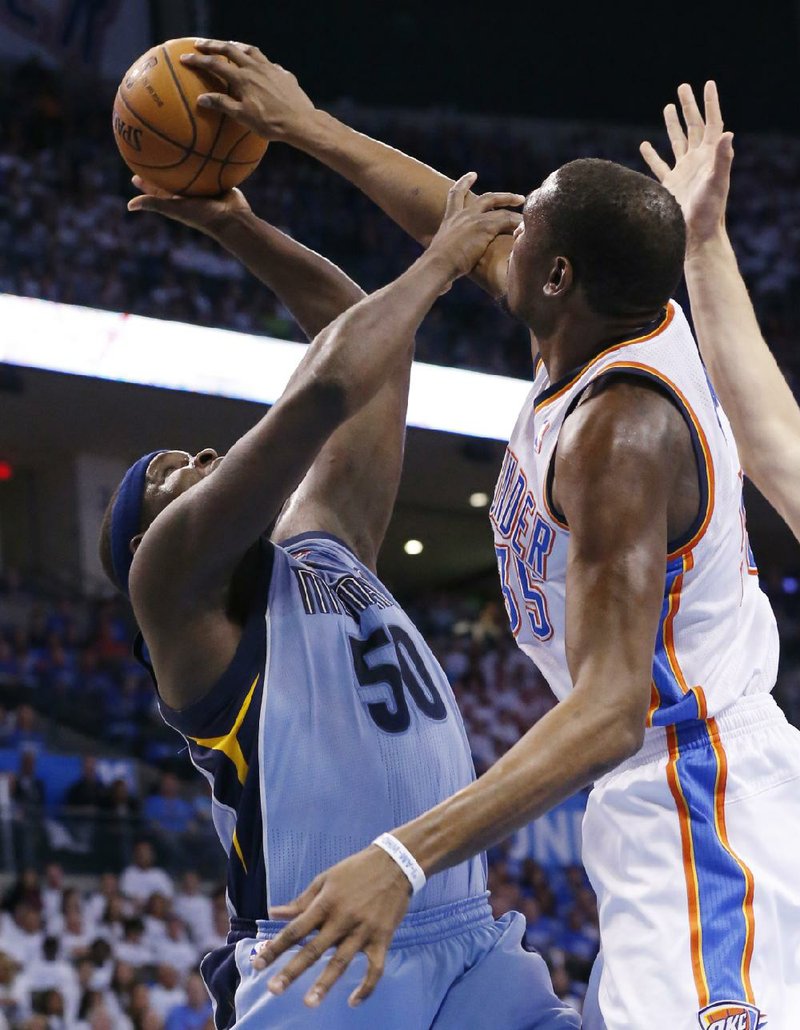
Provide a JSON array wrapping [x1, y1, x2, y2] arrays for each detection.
[[197, 42, 800, 1028], [97, 175, 579, 1029]]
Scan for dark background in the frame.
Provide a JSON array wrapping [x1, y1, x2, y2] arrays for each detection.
[[199, 0, 800, 133]]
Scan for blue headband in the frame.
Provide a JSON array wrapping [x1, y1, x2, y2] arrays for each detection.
[[110, 450, 166, 596]]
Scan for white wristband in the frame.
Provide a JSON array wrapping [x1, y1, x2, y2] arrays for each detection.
[[372, 833, 427, 895]]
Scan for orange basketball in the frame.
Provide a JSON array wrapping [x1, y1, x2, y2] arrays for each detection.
[[112, 38, 268, 196]]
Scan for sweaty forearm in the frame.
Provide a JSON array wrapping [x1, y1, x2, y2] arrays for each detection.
[[394, 687, 640, 876], [685, 231, 800, 528], [287, 111, 510, 297], [289, 111, 455, 246], [210, 209, 365, 339]]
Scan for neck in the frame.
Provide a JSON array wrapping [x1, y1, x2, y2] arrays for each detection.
[[533, 310, 662, 382]]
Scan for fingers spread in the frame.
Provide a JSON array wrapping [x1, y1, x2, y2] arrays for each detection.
[[677, 82, 705, 147], [348, 943, 387, 1007], [270, 879, 323, 921], [639, 141, 671, 181], [250, 905, 325, 971], [304, 937, 364, 1008], [664, 103, 688, 159], [267, 928, 341, 995]]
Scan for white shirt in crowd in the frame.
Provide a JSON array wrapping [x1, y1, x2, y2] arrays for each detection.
[[119, 865, 174, 903]]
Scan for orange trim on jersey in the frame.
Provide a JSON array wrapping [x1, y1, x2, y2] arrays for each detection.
[[534, 303, 675, 412], [646, 680, 661, 728], [708, 719, 757, 1002], [666, 724, 710, 1007], [663, 552, 692, 693]]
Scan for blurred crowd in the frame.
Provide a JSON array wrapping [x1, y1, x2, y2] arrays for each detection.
[[1, 61, 799, 382], [0, 850, 222, 1029]]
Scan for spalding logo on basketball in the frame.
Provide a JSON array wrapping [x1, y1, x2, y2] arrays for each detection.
[[698, 1002, 764, 1030], [112, 38, 268, 196]]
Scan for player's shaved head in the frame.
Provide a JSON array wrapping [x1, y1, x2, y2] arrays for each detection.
[[517, 158, 686, 321]]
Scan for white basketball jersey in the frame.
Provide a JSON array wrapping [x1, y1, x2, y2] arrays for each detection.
[[490, 301, 779, 727]]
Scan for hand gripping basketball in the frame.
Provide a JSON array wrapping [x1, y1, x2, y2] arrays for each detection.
[[179, 40, 317, 144], [113, 38, 268, 196]]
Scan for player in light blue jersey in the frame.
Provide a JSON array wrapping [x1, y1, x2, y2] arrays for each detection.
[[96, 174, 578, 1029]]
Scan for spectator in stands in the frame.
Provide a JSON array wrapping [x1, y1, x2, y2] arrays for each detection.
[[120, 841, 173, 905], [172, 873, 213, 949], [0, 951, 28, 1027], [65, 755, 109, 849], [155, 916, 197, 975], [20, 936, 78, 1021], [0, 902, 44, 965], [7, 705, 44, 753], [164, 972, 212, 1030], [65, 755, 108, 812], [11, 749, 44, 810], [84, 874, 121, 927], [59, 888, 92, 960], [149, 965, 186, 1023], [127, 980, 161, 1029], [99, 778, 141, 869], [2, 868, 41, 914], [40, 864, 64, 926], [114, 918, 152, 969], [143, 773, 194, 836]]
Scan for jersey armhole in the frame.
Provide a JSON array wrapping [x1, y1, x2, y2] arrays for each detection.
[[545, 367, 712, 555], [134, 539, 274, 737]]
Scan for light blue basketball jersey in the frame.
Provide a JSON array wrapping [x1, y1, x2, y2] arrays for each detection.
[[152, 532, 485, 922]]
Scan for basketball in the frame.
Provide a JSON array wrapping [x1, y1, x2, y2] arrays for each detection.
[[112, 38, 268, 196]]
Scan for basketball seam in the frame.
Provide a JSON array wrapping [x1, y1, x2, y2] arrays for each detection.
[[216, 127, 255, 192], [180, 103, 228, 195], [116, 91, 258, 167], [160, 45, 198, 152]]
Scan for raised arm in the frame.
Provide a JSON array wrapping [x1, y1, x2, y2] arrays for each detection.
[[251, 385, 675, 1009], [180, 40, 517, 299], [129, 177, 521, 569], [130, 178, 522, 699], [641, 81, 800, 541]]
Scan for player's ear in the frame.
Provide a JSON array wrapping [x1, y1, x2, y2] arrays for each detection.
[[129, 534, 144, 555], [543, 256, 572, 298]]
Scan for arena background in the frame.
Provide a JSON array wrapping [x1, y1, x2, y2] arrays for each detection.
[[0, 0, 799, 1024]]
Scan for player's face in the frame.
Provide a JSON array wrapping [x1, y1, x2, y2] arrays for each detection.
[[505, 173, 573, 337], [505, 182, 554, 328]]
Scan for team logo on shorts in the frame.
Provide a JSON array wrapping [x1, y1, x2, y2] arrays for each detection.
[[698, 1002, 764, 1030]]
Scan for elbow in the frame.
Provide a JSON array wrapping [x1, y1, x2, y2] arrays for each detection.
[[303, 365, 350, 422], [591, 709, 646, 778]]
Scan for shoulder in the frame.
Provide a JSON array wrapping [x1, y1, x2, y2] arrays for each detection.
[[557, 373, 689, 480]]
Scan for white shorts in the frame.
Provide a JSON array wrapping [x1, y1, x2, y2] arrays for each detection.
[[581, 693, 800, 1030]]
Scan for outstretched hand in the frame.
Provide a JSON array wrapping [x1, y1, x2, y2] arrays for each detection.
[[640, 81, 734, 251], [250, 844, 412, 1009], [127, 175, 251, 235]]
